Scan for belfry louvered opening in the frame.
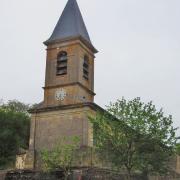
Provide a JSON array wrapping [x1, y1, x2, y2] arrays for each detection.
[[83, 55, 89, 80], [56, 51, 68, 76]]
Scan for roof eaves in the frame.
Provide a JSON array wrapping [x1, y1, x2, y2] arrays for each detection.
[[44, 35, 98, 54]]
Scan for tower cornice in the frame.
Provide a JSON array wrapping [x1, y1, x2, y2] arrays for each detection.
[[29, 102, 104, 114], [44, 35, 98, 54], [43, 82, 96, 96]]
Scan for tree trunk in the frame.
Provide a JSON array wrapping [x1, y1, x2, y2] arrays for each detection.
[[142, 170, 148, 180], [63, 171, 69, 180], [126, 169, 131, 180], [126, 174, 131, 180]]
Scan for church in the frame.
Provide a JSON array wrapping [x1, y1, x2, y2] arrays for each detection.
[[18, 0, 103, 169], [13, 1, 180, 179]]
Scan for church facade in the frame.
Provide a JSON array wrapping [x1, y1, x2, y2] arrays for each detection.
[[19, 0, 103, 169]]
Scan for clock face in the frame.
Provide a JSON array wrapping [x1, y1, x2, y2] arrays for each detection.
[[55, 89, 67, 101]]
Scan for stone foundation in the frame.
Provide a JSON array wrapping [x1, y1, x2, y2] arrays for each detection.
[[5, 168, 180, 180]]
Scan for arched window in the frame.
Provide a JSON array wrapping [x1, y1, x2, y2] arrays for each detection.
[[83, 55, 89, 80], [56, 51, 68, 76]]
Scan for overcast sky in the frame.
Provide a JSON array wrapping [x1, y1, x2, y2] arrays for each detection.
[[0, 0, 179, 132]]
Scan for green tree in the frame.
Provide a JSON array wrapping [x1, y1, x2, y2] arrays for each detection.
[[41, 136, 80, 180], [0, 100, 30, 169], [90, 97, 178, 179], [1, 100, 30, 114]]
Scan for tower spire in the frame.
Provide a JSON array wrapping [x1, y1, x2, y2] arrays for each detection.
[[44, 0, 96, 52]]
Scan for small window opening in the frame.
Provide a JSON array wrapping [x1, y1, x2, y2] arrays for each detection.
[[83, 55, 89, 80], [56, 51, 68, 76]]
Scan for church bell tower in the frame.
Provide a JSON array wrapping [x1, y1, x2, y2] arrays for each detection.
[[24, 0, 101, 169], [43, 0, 97, 107]]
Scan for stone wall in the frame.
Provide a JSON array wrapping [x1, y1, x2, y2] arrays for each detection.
[[5, 168, 180, 180], [23, 105, 96, 169], [31, 106, 94, 150], [16, 154, 26, 170], [5, 169, 145, 180], [0, 171, 7, 180]]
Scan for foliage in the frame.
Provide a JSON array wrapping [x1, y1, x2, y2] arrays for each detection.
[[1, 100, 30, 114], [40, 136, 80, 180], [0, 100, 30, 169], [90, 97, 178, 178]]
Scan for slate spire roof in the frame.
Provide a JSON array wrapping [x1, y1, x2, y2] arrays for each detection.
[[44, 0, 96, 52]]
